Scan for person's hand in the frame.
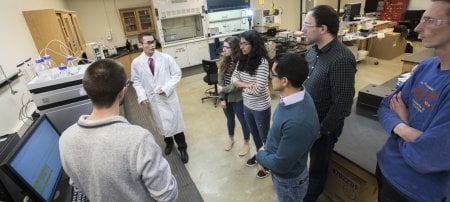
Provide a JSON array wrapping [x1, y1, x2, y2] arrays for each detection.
[[217, 85, 223, 93], [247, 82, 257, 90], [156, 88, 165, 95], [220, 100, 227, 109], [393, 123, 422, 142], [140, 99, 150, 108], [389, 92, 409, 123]]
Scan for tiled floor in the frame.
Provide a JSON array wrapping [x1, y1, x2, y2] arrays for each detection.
[[176, 41, 425, 202]]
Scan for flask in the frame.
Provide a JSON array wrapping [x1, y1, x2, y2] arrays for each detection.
[[66, 56, 78, 75], [43, 54, 57, 69]]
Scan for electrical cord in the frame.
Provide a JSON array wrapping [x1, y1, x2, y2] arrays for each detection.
[[18, 93, 34, 125]]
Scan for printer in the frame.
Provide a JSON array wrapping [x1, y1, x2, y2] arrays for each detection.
[[27, 64, 92, 133]]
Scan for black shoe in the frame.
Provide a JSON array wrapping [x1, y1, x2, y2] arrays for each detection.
[[246, 155, 257, 167], [180, 150, 189, 164], [165, 144, 174, 155], [256, 169, 270, 179]]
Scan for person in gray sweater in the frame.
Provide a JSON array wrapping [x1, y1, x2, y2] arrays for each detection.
[[59, 59, 178, 201]]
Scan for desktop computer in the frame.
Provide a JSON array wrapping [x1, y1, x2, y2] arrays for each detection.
[[343, 3, 362, 21]]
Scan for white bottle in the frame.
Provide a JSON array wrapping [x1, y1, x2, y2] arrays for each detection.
[[67, 56, 78, 75], [58, 63, 68, 78], [35, 58, 50, 80], [43, 54, 57, 69]]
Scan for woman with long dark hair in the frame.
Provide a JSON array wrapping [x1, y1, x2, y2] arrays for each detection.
[[217, 36, 251, 155], [232, 30, 271, 179]]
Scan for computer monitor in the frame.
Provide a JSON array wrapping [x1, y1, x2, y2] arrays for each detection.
[[0, 115, 62, 202], [343, 3, 362, 21]]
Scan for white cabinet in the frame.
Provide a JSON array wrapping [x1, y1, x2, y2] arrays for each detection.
[[162, 45, 190, 68], [162, 40, 209, 68]]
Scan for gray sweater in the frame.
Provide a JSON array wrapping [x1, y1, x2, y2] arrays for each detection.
[[59, 115, 178, 202]]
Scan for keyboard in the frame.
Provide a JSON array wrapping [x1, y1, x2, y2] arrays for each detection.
[[71, 187, 89, 202]]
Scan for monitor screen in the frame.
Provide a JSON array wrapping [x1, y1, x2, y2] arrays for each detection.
[[343, 3, 362, 21], [1, 115, 62, 201]]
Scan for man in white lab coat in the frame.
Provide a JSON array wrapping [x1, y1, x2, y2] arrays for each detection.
[[131, 32, 189, 164]]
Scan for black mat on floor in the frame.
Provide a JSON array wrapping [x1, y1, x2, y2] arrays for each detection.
[[122, 86, 203, 202]]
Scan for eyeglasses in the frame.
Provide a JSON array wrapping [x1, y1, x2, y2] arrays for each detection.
[[125, 80, 132, 87], [302, 22, 321, 29], [419, 17, 450, 26], [223, 45, 231, 49], [239, 42, 251, 46], [270, 70, 282, 79], [142, 40, 156, 45]]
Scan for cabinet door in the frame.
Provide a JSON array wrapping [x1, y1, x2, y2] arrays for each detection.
[[120, 9, 140, 36], [162, 45, 190, 68], [186, 41, 210, 66], [70, 13, 86, 53], [116, 55, 132, 79], [58, 12, 83, 56], [136, 8, 154, 32]]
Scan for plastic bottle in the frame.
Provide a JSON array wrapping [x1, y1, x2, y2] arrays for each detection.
[[58, 63, 68, 78], [43, 54, 57, 69], [35, 58, 50, 80], [34, 58, 46, 75], [66, 56, 78, 75]]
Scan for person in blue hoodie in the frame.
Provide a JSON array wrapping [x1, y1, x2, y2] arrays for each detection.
[[256, 53, 320, 201], [377, 1, 450, 201]]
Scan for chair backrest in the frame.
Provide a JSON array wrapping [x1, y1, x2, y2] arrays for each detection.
[[202, 59, 218, 85]]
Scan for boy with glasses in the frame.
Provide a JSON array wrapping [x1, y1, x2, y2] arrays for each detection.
[[256, 53, 319, 201]]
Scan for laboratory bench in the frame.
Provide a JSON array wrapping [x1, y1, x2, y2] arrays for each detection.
[[401, 48, 434, 73]]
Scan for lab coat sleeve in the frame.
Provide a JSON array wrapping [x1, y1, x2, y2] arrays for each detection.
[[160, 55, 181, 97], [131, 56, 148, 103]]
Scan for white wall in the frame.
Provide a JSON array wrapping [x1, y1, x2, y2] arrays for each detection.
[[66, 0, 151, 49], [408, 0, 429, 10], [0, 0, 68, 135]]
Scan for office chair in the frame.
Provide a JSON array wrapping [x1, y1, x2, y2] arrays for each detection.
[[200, 59, 219, 107]]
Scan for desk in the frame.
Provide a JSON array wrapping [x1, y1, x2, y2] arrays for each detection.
[[335, 78, 396, 174], [401, 48, 434, 73]]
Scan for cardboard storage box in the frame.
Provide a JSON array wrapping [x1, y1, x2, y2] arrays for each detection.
[[369, 31, 407, 60], [324, 152, 378, 202]]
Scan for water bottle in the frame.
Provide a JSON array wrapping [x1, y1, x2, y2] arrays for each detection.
[[35, 58, 50, 80], [43, 54, 57, 69], [58, 63, 68, 78], [67, 56, 78, 75]]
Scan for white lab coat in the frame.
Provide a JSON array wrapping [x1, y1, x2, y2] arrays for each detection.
[[131, 51, 185, 137]]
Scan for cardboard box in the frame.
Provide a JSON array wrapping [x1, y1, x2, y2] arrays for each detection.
[[369, 31, 407, 60], [324, 152, 378, 202]]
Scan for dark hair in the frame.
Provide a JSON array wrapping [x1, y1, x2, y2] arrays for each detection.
[[273, 53, 309, 88], [237, 30, 268, 75], [138, 32, 157, 44], [310, 5, 340, 36], [220, 36, 240, 74], [83, 59, 127, 108]]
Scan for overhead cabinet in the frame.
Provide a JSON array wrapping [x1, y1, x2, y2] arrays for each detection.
[[23, 9, 86, 65], [119, 7, 155, 36]]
